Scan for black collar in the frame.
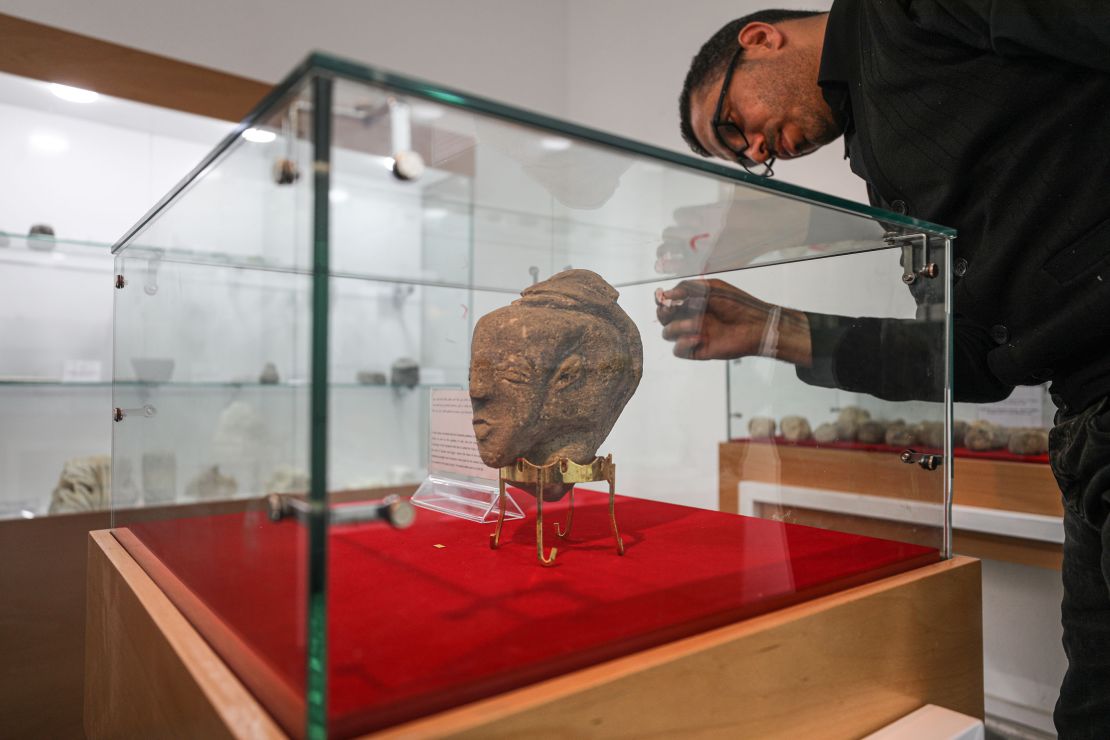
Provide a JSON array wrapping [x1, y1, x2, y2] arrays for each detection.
[[818, 0, 861, 131]]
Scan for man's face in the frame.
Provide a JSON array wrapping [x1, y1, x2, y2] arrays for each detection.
[[469, 311, 549, 469], [689, 26, 841, 167]]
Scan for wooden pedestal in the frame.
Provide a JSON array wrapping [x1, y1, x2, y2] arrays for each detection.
[[85, 530, 982, 738]]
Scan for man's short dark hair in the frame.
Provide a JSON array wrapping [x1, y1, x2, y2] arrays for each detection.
[[679, 10, 823, 157]]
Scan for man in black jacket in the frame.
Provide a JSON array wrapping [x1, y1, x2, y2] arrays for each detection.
[[665, 4, 1110, 736]]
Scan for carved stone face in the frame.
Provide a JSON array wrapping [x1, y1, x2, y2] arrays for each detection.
[[469, 270, 643, 498]]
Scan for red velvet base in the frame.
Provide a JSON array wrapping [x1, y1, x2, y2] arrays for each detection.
[[118, 490, 938, 737]]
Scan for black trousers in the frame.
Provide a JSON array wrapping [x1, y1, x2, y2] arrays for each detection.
[[1049, 396, 1110, 738]]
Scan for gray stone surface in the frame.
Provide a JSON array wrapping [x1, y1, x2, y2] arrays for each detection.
[[469, 269, 642, 500]]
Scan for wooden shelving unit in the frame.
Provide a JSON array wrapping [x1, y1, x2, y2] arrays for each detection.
[[720, 441, 1063, 570]]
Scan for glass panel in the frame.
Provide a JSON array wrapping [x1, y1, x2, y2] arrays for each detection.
[[112, 58, 953, 737], [111, 82, 317, 736], [319, 71, 951, 736]]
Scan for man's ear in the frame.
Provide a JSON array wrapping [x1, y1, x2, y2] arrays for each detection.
[[737, 22, 784, 55], [551, 354, 584, 393]]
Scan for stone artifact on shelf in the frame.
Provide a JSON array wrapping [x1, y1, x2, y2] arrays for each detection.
[[27, 223, 56, 251], [915, 420, 945, 449], [469, 269, 642, 502], [258, 362, 280, 385], [835, 406, 870, 441], [884, 420, 917, 447], [1007, 428, 1049, 456], [857, 419, 888, 444], [780, 415, 813, 442], [954, 420, 969, 447], [390, 358, 420, 388], [964, 420, 1005, 451], [748, 416, 776, 440], [49, 455, 112, 513], [814, 422, 839, 444], [185, 465, 238, 500], [356, 370, 387, 385]]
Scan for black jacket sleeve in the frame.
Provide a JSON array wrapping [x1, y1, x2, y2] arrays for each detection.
[[907, 0, 1110, 73], [796, 311, 1014, 404]]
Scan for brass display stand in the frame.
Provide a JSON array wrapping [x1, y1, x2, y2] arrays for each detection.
[[490, 455, 624, 566]]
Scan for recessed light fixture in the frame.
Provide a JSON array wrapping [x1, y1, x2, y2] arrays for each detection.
[[242, 127, 277, 144], [423, 207, 449, 220], [49, 83, 99, 104], [329, 189, 350, 204], [540, 137, 572, 152]]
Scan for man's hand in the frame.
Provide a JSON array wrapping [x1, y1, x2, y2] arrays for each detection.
[[656, 279, 813, 366]]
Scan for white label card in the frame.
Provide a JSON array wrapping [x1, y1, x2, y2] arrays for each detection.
[[428, 388, 496, 481], [976, 384, 1047, 428]]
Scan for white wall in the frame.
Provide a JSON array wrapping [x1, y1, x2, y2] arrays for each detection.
[[564, 0, 867, 202], [0, 0, 570, 119]]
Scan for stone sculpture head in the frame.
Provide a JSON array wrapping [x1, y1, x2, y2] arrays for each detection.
[[469, 269, 643, 498]]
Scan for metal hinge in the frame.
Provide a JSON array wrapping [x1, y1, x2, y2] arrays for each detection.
[[883, 231, 938, 284], [901, 448, 942, 471]]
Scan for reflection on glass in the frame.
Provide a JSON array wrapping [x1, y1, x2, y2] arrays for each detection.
[[107, 54, 954, 737]]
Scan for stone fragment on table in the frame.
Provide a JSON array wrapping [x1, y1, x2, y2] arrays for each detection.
[[835, 406, 870, 441], [1007, 428, 1049, 456], [748, 417, 776, 440], [857, 420, 887, 444], [814, 422, 839, 444], [964, 420, 1005, 450], [885, 421, 918, 447], [780, 415, 813, 442]]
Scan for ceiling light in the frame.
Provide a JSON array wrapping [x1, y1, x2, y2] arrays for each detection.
[[329, 189, 350, 204], [242, 127, 277, 144], [49, 83, 99, 103]]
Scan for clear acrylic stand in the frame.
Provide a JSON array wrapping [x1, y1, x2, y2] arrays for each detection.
[[411, 474, 524, 524]]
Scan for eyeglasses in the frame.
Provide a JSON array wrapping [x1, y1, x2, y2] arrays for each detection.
[[711, 48, 775, 178]]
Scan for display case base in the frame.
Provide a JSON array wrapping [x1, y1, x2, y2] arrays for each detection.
[[85, 530, 983, 739]]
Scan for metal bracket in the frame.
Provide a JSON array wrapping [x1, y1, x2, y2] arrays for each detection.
[[144, 253, 162, 296], [883, 231, 938, 284], [266, 493, 416, 529], [900, 448, 942, 471], [113, 404, 156, 422]]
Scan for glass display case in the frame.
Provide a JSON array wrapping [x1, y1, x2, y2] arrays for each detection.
[[109, 54, 955, 738], [0, 230, 113, 519]]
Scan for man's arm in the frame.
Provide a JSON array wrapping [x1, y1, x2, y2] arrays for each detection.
[[909, 0, 1110, 73], [657, 279, 1013, 404], [798, 312, 1014, 403]]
